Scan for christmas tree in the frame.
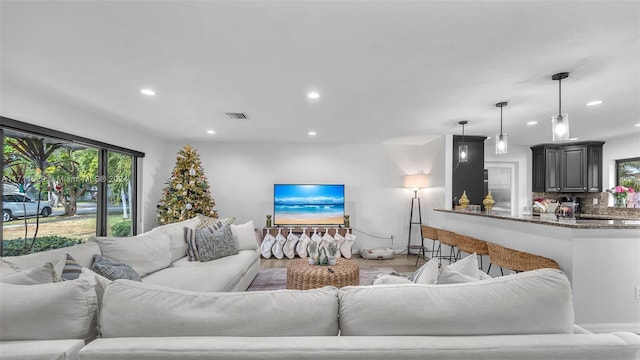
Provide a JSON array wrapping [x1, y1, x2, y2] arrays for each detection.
[[156, 145, 218, 224]]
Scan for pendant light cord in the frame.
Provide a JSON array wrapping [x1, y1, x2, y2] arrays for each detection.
[[558, 77, 562, 115], [500, 106, 503, 135]]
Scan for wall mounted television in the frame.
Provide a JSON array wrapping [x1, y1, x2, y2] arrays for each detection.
[[273, 184, 345, 226]]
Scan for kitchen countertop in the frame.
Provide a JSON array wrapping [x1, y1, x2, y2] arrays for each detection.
[[434, 209, 640, 229]]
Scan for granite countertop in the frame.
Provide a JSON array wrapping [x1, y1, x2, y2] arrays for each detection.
[[434, 209, 640, 229]]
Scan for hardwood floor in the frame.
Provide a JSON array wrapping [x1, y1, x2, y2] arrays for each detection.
[[261, 253, 428, 273]]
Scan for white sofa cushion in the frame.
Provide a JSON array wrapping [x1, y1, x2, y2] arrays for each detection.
[[1, 339, 85, 360], [437, 252, 491, 284], [79, 333, 640, 360], [2, 241, 100, 269], [92, 231, 171, 276], [100, 281, 339, 337], [231, 220, 259, 250], [339, 268, 575, 336], [145, 251, 256, 292], [0, 261, 57, 284], [0, 275, 98, 341], [149, 217, 199, 263], [408, 257, 439, 284]]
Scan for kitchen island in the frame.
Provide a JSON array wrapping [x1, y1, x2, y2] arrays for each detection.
[[430, 209, 640, 334]]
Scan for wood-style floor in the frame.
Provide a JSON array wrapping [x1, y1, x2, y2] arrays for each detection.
[[261, 253, 428, 273]]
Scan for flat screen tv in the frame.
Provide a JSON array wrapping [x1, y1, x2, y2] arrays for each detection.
[[274, 184, 345, 226]]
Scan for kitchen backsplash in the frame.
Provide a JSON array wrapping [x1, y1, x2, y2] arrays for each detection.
[[532, 192, 640, 218]]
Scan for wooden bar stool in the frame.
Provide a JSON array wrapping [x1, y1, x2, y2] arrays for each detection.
[[419, 225, 439, 266], [434, 229, 459, 266], [487, 242, 560, 275], [454, 234, 491, 273]]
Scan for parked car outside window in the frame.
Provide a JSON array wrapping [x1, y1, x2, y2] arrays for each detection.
[[2, 193, 53, 222]]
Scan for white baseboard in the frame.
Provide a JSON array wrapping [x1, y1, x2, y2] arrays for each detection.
[[578, 322, 640, 334]]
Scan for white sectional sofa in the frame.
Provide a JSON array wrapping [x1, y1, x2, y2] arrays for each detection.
[[1, 220, 639, 359], [0, 216, 261, 360], [79, 269, 640, 360]]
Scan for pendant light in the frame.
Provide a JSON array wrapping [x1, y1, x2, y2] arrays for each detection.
[[552, 72, 570, 141], [495, 102, 508, 154], [458, 120, 468, 163]]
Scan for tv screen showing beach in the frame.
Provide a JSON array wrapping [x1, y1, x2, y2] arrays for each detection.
[[274, 184, 345, 225]]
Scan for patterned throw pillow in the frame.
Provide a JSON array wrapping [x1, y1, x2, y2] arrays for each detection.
[[184, 227, 200, 262], [62, 254, 83, 281], [194, 224, 238, 262], [91, 255, 142, 281], [196, 214, 235, 231]]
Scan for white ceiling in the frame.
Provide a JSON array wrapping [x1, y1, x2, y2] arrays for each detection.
[[1, 1, 639, 146]]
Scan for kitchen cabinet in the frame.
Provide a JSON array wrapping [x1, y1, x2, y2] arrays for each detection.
[[531, 141, 604, 193], [453, 135, 487, 207]]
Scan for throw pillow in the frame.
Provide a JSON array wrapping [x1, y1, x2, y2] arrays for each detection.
[[230, 220, 259, 250], [408, 257, 440, 284], [437, 253, 491, 284], [196, 214, 235, 230], [92, 231, 171, 276], [184, 227, 200, 261], [61, 254, 83, 281], [372, 273, 414, 285], [194, 224, 238, 262], [91, 255, 142, 281], [0, 262, 57, 285]]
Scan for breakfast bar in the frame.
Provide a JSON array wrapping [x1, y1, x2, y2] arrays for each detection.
[[429, 209, 640, 334]]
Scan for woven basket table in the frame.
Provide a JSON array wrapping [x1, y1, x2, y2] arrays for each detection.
[[286, 258, 360, 290]]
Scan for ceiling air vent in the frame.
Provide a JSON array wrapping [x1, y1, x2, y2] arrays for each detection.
[[225, 112, 248, 119]]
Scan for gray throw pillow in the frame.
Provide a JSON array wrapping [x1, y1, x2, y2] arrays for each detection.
[[195, 224, 238, 262], [91, 255, 142, 281]]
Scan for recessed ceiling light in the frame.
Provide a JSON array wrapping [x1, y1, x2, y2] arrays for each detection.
[[569, 137, 579, 141], [206, 130, 215, 135], [140, 88, 156, 96], [635, 123, 640, 127], [307, 92, 320, 100], [586, 100, 603, 106], [308, 131, 317, 136], [526, 121, 538, 126]]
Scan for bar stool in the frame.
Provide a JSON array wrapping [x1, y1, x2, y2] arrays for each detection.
[[434, 229, 459, 266], [487, 242, 560, 275], [454, 234, 491, 273], [419, 225, 439, 266]]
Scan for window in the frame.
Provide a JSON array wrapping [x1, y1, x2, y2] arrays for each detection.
[[1, 117, 144, 256]]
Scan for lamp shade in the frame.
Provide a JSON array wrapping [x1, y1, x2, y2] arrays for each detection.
[[403, 174, 429, 190]]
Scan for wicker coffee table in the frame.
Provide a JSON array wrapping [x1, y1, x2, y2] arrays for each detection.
[[286, 258, 360, 290]]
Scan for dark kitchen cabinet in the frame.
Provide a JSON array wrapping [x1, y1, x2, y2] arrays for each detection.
[[453, 135, 487, 207], [531, 141, 604, 193]]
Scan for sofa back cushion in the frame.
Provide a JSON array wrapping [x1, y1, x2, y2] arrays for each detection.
[[92, 231, 171, 277], [149, 217, 199, 263], [0, 274, 98, 341], [101, 280, 339, 337], [339, 268, 574, 336], [2, 241, 100, 270]]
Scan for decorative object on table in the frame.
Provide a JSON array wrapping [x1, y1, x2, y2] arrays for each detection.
[[607, 185, 634, 207], [265, 215, 272, 228], [344, 215, 350, 227], [308, 240, 319, 265], [458, 120, 469, 162], [327, 242, 339, 265], [458, 191, 470, 209], [403, 173, 429, 260], [495, 102, 508, 154], [156, 145, 217, 224], [551, 72, 570, 142], [482, 192, 495, 213]]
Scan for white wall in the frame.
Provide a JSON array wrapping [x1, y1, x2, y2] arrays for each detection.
[[151, 138, 447, 252], [603, 133, 640, 190]]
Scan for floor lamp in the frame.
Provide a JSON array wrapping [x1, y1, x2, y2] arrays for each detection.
[[403, 174, 429, 262]]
